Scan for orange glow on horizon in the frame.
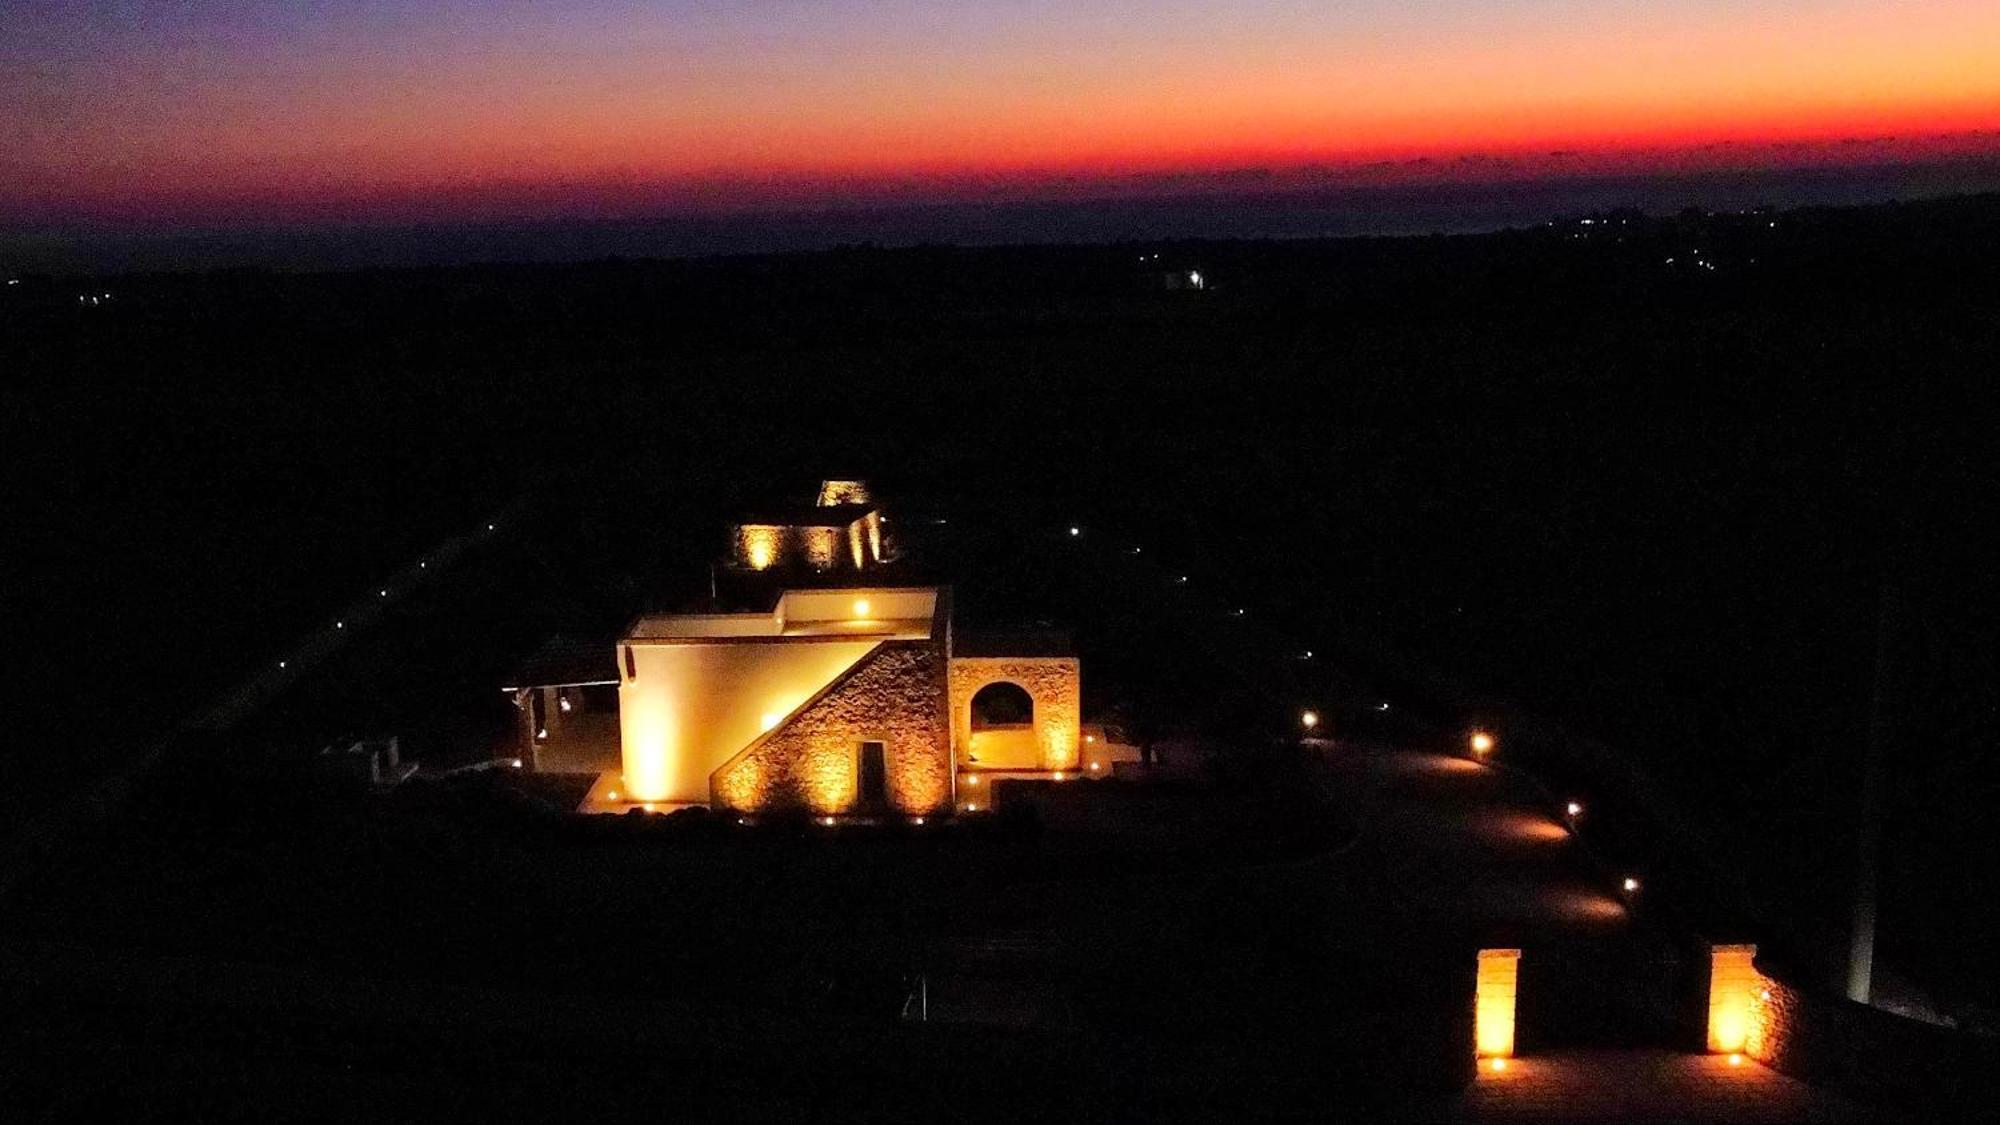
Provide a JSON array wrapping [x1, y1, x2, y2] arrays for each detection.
[[9, 1, 2000, 224]]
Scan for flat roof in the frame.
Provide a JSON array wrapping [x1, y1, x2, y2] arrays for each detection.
[[625, 586, 942, 643]]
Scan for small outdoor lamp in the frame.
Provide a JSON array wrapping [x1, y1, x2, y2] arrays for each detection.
[[1622, 876, 1641, 900], [1470, 730, 1496, 757], [1300, 710, 1320, 732], [1565, 800, 1583, 826]]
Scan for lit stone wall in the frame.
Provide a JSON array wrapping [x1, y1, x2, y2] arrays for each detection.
[[1717, 947, 2000, 1111], [948, 657, 1081, 772], [816, 480, 872, 506], [732, 521, 871, 572], [712, 641, 950, 815], [1708, 944, 1765, 1054], [1474, 948, 1520, 1059], [801, 525, 844, 571], [734, 524, 784, 571]]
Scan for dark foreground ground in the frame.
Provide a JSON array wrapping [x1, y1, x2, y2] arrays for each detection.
[[2, 728, 1894, 1120]]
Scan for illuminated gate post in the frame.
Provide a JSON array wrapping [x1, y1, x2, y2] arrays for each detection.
[[1475, 948, 1521, 1068]]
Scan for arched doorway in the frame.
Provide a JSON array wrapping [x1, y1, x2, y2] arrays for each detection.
[[970, 681, 1034, 727], [948, 655, 1081, 772], [966, 681, 1038, 768]]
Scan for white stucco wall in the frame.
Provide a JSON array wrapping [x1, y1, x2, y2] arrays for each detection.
[[619, 638, 881, 802]]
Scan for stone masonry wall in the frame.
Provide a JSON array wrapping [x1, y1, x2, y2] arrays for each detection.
[[1732, 950, 2000, 1113], [711, 641, 950, 815], [948, 657, 1081, 771]]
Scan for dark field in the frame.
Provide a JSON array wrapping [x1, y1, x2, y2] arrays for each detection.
[[6, 190, 1998, 1037]]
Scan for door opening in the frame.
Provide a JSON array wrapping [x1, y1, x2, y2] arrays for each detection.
[[858, 741, 888, 812]]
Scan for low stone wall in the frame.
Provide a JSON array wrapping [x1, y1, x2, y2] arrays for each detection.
[[1717, 947, 2000, 1113], [1761, 969, 1998, 1113]]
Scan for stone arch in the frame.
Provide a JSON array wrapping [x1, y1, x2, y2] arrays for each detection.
[[948, 657, 1080, 772], [969, 681, 1035, 728]]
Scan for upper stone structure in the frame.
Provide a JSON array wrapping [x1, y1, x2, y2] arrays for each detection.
[[729, 479, 886, 575]]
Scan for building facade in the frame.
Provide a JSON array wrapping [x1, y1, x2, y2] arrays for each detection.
[[513, 481, 1086, 817]]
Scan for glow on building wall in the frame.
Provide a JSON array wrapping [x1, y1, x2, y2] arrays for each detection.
[[713, 752, 765, 809], [619, 674, 676, 802], [802, 738, 860, 814], [1039, 718, 1079, 771], [816, 480, 871, 506], [739, 525, 782, 571], [1475, 948, 1521, 1061], [803, 526, 841, 571]]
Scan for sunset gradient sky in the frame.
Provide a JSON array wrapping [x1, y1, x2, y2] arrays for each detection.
[[6, 1, 2000, 225]]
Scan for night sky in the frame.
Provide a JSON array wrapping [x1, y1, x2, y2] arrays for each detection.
[[7, 1, 2000, 227]]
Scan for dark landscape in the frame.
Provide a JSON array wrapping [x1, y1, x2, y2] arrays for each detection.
[[5, 191, 1999, 1118]]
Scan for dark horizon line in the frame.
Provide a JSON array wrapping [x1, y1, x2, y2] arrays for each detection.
[[7, 156, 2000, 278]]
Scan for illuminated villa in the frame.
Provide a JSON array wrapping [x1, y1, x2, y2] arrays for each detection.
[[509, 481, 1121, 817]]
